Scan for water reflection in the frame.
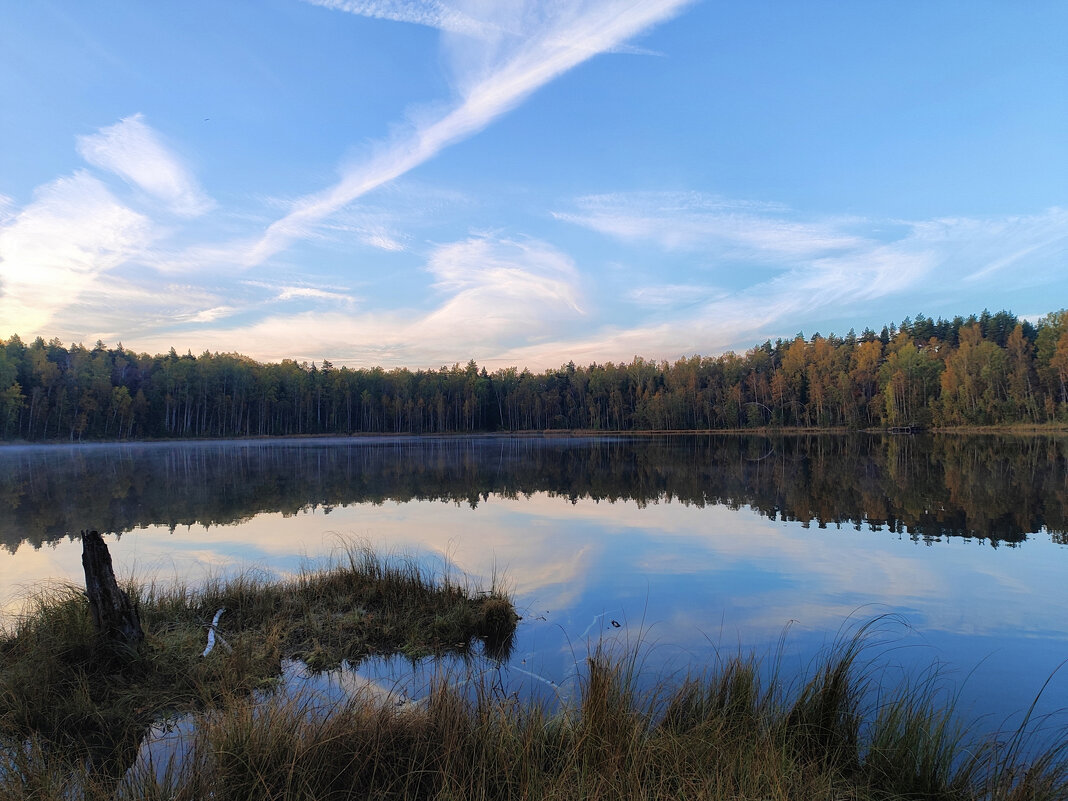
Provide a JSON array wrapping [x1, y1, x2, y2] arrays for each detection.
[[1, 434, 1066, 739], [1, 434, 1066, 550]]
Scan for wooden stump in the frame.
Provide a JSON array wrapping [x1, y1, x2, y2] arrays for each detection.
[[80, 530, 144, 650]]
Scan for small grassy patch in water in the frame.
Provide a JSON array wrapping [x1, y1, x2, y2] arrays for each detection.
[[0, 543, 516, 778]]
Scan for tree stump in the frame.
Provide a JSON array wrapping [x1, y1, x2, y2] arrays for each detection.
[[80, 530, 144, 651]]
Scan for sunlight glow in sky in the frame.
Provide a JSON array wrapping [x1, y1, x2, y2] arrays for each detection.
[[1, 1, 1065, 369]]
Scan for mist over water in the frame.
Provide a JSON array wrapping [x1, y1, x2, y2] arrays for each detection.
[[2, 433, 1065, 550]]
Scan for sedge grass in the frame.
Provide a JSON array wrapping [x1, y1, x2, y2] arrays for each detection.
[[97, 634, 1068, 801]]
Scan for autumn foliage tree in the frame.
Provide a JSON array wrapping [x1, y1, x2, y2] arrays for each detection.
[[0, 309, 1065, 440]]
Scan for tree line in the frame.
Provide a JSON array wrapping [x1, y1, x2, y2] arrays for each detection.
[[1, 308, 1067, 441]]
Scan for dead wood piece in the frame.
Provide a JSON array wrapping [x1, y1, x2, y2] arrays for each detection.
[[80, 529, 145, 650]]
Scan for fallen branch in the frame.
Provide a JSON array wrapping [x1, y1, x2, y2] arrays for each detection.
[[201, 607, 231, 657]]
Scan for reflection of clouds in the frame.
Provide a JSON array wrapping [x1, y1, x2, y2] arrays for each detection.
[[312, 502, 600, 611], [502, 495, 947, 628], [0, 540, 85, 616], [365, 494, 1068, 648], [960, 559, 1034, 597], [2, 494, 1066, 654]]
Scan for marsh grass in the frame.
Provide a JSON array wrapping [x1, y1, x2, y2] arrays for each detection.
[[99, 630, 1068, 801], [0, 543, 516, 790], [2, 567, 1067, 800]]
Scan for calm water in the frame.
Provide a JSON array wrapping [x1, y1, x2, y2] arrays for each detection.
[[1, 434, 1067, 734]]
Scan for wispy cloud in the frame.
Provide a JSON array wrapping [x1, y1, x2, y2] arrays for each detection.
[[487, 198, 1068, 367], [556, 191, 864, 257], [362, 231, 407, 251], [54, 278, 243, 346], [609, 42, 665, 57], [319, 218, 409, 252], [304, 182, 475, 256], [0, 171, 155, 334], [0, 115, 228, 339], [309, 0, 670, 55], [275, 285, 356, 304], [244, 0, 694, 266], [76, 114, 214, 217], [129, 235, 585, 366], [183, 306, 237, 324], [626, 283, 727, 309], [938, 209, 1068, 284], [242, 278, 358, 307], [414, 235, 583, 344], [303, 0, 499, 38]]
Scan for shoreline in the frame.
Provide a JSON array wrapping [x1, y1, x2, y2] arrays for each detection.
[[1, 422, 1067, 448]]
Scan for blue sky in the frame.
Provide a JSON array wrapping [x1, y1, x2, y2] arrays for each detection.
[[1, 0, 1065, 369]]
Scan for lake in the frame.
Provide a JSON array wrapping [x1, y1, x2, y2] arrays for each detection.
[[1, 433, 1066, 736]]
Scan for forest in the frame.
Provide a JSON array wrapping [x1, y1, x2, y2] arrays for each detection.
[[0, 308, 1067, 441]]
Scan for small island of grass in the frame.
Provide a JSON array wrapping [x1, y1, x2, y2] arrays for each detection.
[[0, 540, 517, 795]]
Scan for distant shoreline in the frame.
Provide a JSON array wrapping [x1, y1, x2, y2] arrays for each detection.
[[2, 422, 1067, 448]]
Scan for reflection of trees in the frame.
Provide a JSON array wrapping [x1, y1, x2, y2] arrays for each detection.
[[0, 435, 1065, 551]]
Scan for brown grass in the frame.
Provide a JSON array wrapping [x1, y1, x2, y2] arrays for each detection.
[[0, 543, 516, 795], [1, 562, 1065, 800]]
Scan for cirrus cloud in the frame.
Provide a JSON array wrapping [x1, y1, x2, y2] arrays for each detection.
[[76, 114, 214, 218], [243, 0, 695, 266]]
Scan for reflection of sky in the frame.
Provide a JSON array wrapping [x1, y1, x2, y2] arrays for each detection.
[[2, 489, 1067, 738]]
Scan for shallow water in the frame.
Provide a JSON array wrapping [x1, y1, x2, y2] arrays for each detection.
[[1, 433, 1066, 736]]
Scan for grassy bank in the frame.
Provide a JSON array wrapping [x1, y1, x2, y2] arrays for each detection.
[[2, 564, 1067, 800]]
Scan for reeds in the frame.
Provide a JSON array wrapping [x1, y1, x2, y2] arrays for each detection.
[[111, 629, 1065, 801]]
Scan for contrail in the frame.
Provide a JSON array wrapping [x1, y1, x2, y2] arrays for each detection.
[[243, 0, 695, 267]]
